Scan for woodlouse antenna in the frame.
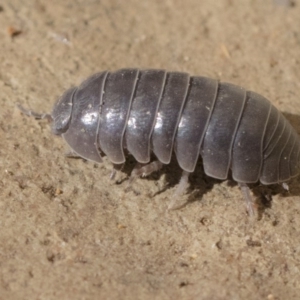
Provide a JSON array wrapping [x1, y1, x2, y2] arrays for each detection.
[[17, 104, 53, 122]]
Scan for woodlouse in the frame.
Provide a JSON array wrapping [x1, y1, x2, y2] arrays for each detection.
[[19, 69, 300, 213]]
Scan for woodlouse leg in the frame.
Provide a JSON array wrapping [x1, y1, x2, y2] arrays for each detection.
[[125, 161, 163, 193], [131, 161, 163, 178], [17, 104, 53, 122], [282, 182, 289, 191], [110, 164, 124, 180], [238, 183, 255, 217], [168, 171, 190, 210], [175, 170, 190, 196], [65, 150, 81, 158]]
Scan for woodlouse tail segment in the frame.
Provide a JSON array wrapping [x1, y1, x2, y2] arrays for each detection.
[[17, 104, 53, 122], [167, 171, 191, 210], [238, 183, 256, 217]]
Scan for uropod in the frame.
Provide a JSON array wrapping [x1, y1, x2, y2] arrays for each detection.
[[19, 69, 300, 214]]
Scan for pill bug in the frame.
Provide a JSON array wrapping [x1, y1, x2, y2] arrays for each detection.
[[19, 69, 300, 214]]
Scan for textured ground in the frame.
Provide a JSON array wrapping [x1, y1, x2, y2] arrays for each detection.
[[1, 0, 300, 299]]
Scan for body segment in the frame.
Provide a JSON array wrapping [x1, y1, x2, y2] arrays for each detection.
[[98, 69, 139, 164]]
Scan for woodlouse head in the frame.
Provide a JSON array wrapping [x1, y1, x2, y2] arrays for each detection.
[[51, 87, 76, 135]]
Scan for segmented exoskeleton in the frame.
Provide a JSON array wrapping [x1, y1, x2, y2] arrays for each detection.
[[19, 69, 300, 214]]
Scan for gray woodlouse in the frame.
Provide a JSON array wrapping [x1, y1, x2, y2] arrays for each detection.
[[19, 69, 300, 214]]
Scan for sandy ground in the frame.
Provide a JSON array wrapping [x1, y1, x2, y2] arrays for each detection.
[[1, 0, 300, 299]]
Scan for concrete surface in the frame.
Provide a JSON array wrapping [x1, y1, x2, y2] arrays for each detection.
[[1, 0, 300, 299]]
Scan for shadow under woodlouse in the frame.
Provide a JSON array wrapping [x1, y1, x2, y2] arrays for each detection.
[[108, 153, 289, 216], [106, 152, 218, 206]]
